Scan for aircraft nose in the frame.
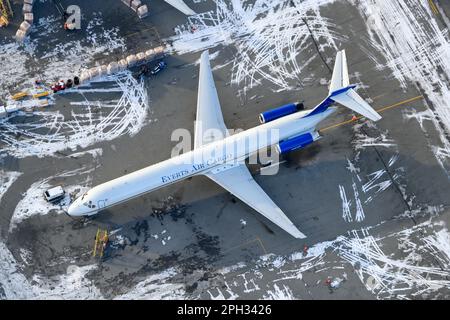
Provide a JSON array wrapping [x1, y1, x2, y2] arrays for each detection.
[[67, 200, 85, 217]]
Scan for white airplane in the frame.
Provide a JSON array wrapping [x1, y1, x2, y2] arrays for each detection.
[[164, 0, 196, 15], [68, 50, 381, 238]]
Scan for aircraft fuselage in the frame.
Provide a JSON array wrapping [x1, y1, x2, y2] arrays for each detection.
[[67, 107, 336, 216]]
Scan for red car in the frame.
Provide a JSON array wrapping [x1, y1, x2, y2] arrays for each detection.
[[51, 81, 66, 93]]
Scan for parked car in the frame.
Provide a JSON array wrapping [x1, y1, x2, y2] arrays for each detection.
[[51, 80, 66, 93], [44, 186, 66, 203], [150, 61, 167, 75]]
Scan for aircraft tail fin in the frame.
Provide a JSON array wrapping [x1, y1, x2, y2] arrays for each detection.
[[329, 50, 350, 94], [328, 50, 381, 121], [305, 50, 381, 121]]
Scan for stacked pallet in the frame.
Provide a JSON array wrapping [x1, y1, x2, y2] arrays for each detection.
[[120, 0, 148, 19], [78, 45, 165, 84], [15, 0, 34, 42]]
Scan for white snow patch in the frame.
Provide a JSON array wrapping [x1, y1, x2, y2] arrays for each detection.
[[339, 184, 353, 222], [68, 148, 103, 159], [115, 268, 185, 300], [19, 248, 33, 266], [354, 0, 450, 176], [0, 14, 126, 100], [0, 241, 102, 299], [9, 167, 93, 231], [263, 284, 295, 300], [353, 132, 396, 149], [169, 0, 340, 94], [352, 181, 365, 222], [0, 171, 22, 204], [0, 72, 149, 159], [31, 264, 102, 300]]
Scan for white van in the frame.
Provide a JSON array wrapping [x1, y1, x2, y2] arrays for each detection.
[[44, 186, 65, 202]]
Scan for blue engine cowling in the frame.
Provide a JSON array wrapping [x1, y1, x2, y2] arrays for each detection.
[[276, 132, 320, 154], [259, 102, 304, 123]]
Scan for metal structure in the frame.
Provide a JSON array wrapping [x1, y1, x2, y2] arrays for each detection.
[[93, 229, 109, 258], [0, 0, 13, 27]]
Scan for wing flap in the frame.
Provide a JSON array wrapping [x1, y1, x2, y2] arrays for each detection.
[[205, 165, 306, 239]]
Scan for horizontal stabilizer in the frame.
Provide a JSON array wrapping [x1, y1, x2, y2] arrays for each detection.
[[330, 88, 382, 121]]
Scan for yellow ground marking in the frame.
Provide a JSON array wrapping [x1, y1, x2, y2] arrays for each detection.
[[223, 236, 268, 255], [371, 93, 387, 101], [320, 95, 424, 133], [429, 0, 439, 15], [123, 27, 154, 39], [256, 237, 268, 255]]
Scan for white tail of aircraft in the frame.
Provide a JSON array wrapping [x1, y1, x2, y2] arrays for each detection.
[[329, 50, 350, 94], [329, 50, 382, 121], [308, 50, 381, 122]]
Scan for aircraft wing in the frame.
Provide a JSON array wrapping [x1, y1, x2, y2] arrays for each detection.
[[194, 51, 229, 148], [164, 0, 196, 16], [205, 165, 306, 239]]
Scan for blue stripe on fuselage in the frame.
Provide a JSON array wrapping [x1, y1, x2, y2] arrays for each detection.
[[305, 97, 335, 118], [304, 84, 357, 118]]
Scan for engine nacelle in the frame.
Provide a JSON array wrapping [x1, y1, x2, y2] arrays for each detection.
[[259, 102, 304, 123], [276, 132, 320, 154]]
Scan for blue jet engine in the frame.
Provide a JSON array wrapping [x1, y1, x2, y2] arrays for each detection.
[[259, 102, 304, 123], [276, 132, 320, 154]]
